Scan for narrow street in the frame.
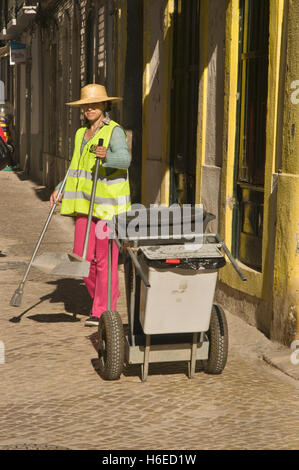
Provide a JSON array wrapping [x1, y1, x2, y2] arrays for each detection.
[[0, 171, 299, 451]]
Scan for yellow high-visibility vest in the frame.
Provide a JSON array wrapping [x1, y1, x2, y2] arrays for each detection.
[[60, 120, 131, 220]]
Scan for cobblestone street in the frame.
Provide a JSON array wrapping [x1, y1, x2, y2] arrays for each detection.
[[0, 171, 299, 451]]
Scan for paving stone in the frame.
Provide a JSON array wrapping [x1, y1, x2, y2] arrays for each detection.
[[0, 172, 299, 450]]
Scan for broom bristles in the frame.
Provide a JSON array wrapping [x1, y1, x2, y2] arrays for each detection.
[[10, 287, 23, 307]]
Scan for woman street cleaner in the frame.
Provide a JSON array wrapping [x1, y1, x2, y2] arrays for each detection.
[[50, 84, 131, 327]]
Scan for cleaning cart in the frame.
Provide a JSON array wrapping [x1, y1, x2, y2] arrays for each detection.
[[97, 207, 246, 382]]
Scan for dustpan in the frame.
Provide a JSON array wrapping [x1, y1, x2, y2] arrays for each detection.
[[32, 139, 103, 278], [32, 252, 90, 277]]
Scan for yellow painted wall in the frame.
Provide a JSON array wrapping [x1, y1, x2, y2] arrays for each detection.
[[273, 174, 299, 344], [219, 0, 239, 251], [272, 0, 299, 344]]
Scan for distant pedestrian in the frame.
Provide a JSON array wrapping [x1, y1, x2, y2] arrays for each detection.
[[0, 124, 6, 143], [50, 84, 131, 326]]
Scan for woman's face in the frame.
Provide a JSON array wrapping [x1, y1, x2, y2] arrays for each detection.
[[82, 102, 106, 123]]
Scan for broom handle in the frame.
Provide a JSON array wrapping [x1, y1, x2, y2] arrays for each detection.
[[20, 167, 70, 286], [82, 138, 104, 260]]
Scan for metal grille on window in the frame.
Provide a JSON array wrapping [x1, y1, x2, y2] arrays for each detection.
[[233, 0, 269, 271], [170, 0, 200, 206]]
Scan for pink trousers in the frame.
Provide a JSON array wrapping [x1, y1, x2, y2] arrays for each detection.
[[73, 215, 120, 318]]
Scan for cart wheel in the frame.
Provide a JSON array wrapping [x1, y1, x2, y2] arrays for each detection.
[[98, 310, 125, 380], [203, 304, 228, 374]]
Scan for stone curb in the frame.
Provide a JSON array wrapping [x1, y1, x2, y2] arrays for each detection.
[[263, 351, 299, 381]]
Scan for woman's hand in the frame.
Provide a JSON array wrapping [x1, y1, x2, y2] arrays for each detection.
[[95, 145, 107, 161], [50, 189, 63, 208]]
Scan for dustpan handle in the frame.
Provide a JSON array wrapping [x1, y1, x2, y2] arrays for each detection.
[[82, 138, 103, 260]]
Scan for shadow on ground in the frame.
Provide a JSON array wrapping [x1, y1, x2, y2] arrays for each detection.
[[33, 186, 52, 202], [9, 278, 91, 323], [14, 170, 61, 203], [27, 313, 80, 322], [88, 329, 205, 382]]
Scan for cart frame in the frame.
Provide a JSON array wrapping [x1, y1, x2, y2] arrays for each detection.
[[97, 229, 245, 382]]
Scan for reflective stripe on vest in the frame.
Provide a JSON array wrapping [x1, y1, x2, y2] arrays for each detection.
[[60, 120, 131, 220], [67, 168, 128, 185], [63, 191, 131, 206]]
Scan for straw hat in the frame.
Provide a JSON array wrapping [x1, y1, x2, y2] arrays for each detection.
[[66, 84, 122, 107]]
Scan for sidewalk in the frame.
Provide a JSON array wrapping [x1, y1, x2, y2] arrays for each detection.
[[0, 170, 299, 450], [0, 169, 128, 321]]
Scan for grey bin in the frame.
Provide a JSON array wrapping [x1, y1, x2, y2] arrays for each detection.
[[138, 243, 226, 335]]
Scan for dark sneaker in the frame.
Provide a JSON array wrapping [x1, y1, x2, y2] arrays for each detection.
[[85, 315, 100, 327]]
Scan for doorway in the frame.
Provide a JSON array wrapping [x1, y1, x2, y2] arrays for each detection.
[[169, 0, 200, 205]]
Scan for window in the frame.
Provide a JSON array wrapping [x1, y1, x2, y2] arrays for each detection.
[[233, 0, 269, 271]]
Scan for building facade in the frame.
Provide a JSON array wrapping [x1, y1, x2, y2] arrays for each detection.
[[0, 0, 142, 201], [138, 0, 299, 345], [0, 0, 298, 345]]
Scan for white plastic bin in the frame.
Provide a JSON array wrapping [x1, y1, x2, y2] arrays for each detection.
[[138, 244, 225, 335]]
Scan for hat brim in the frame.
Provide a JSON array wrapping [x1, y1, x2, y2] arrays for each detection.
[[66, 96, 122, 107]]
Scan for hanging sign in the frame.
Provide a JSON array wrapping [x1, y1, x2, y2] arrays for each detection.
[[10, 41, 26, 65]]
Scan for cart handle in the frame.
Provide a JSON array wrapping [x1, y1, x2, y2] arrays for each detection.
[[113, 232, 246, 283], [203, 233, 247, 282], [110, 233, 150, 286], [126, 247, 151, 287]]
